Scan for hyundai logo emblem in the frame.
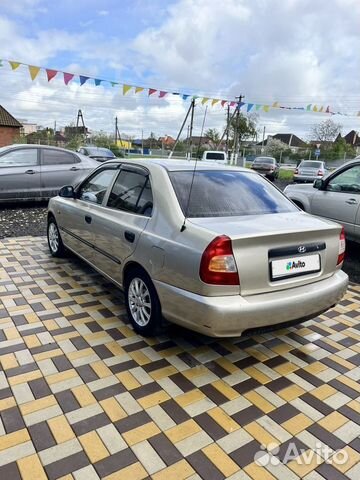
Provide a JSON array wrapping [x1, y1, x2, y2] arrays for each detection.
[[298, 246, 306, 253]]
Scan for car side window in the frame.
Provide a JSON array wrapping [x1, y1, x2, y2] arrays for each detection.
[[107, 169, 153, 216], [42, 150, 79, 165], [78, 168, 118, 205], [0, 149, 38, 167], [327, 165, 360, 193]]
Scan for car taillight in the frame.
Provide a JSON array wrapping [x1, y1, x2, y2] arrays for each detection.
[[337, 227, 346, 265], [200, 235, 239, 285], [294, 168, 298, 174], [318, 169, 324, 176]]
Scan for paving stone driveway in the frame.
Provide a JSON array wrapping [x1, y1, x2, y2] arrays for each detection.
[[0, 237, 360, 480]]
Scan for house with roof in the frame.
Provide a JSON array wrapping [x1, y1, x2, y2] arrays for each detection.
[[341, 130, 360, 155], [257, 133, 307, 152], [0, 105, 22, 147]]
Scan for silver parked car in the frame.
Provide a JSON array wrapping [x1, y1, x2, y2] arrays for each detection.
[[251, 157, 280, 181], [47, 159, 348, 337], [293, 160, 328, 183], [284, 158, 360, 243], [0, 144, 99, 202], [78, 146, 117, 162]]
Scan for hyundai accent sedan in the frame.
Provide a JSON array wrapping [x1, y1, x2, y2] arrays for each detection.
[[47, 159, 348, 337]]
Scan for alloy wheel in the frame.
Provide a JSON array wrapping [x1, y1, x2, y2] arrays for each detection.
[[48, 222, 59, 253], [128, 277, 152, 326]]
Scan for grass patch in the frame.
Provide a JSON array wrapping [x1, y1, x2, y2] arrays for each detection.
[[278, 169, 294, 182]]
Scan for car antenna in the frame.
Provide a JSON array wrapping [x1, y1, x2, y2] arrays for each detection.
[[180, 101, 208, 232]]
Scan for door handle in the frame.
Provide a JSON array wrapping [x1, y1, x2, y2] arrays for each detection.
[[345, 198, 358, 205], [70, 166, 79, 171], [85, 215, 92, 224], [124, 231, 135, 243], [25, 169, 36, 174]]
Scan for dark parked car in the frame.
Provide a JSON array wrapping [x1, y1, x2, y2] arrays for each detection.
[[78, 146, 117, 162], [0, 145, 98, 202], [251, 156, 280, 180]]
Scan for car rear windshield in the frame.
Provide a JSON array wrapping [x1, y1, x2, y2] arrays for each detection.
[[205, 152, 225, 160], [253, 157, 275, 164], [299, 161, 322, 168], [87, 148, 114, 157], [169, 170, 296, 218]]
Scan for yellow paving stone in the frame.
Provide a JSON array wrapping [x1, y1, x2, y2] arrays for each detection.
[[24, 334, 41, 349], [176, 389, 205, 407], [329, 355, 358, 370], [244, 462, 276, 480], [183, 366, 210, 380], [274, 362, 299, 375], [104, 461, 148, 480], [0, 396, 16, 411], [203, 444, 239, 477], [116, 371, 141, 390], [0, 353, 19, 369], [0, 429, 30, 451], [303, 361, 327, 374], [207, 407, 240, 433], [288, 450, 323, 477], [312, 384, 337, 400], [46, 369, 78, 385], [106, 342, 126, 357], [244, 422, 280, 448], [150, 365, 178, 380], [243, 366, 271, 384], [48, 415, 75, 443], [348, 399, 360, 413], [243, 391, 275, 413], [4, 327, 20, 340], [67, 347, 95, 361], [245, 347, 269, 363], [42, 319, 59, 331], [300, 343, 320, 353], [34, 348, 64, 362], [25, 312, 40, 323], [278, 385, 305, 402], [138, 390, 171, 409], [20, 395, 57, 415], [79, 431, 109, 463], [100, 398, 127, 422], [118, 325, 137, 337], [212, 380, 239, 400], [122, 421, 161, 446], [8, 369, 42, 386], [333, 446, 360, 473], [156, 346, 183, 357], [282, 413, 313, 435], [57, 475, 73, 480], [129, 350, 151, 366], [83, 331, 110, 343], [272, 343, 293, 355], [166, 419, 202, 443], [59, 306, 75, 316], [72, 384, 97, 407], [17, 453, 47, 480], [152, 460, 195, 480], [53, 331, 80, 342], [90, 360, 113, 378], [318, 412, 349, 432], [321, 338, 342, 351], [215, 357, 238, 374]]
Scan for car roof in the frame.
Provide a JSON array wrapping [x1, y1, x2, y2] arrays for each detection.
[[104, 157, 249, 172], [0, 144, 80, 155]]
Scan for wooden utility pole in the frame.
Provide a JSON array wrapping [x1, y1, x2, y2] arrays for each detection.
[[225, 104, 230, 156], [188, 99, 195, 160], [115, 117, 118, 144], [231, 94, 244, 165], [169, 99, 195, 159]]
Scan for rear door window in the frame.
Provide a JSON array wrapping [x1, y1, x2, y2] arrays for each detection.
[[169, 170, 296, 217], [0, 148, 38, 167], [42, 150, 78, 165]]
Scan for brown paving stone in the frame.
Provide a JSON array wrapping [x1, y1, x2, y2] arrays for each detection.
[[232, 406, 263, 426], [200, 384, 229, 405], [233, 378, 262, 394], [308, 424, 346, 450], [316, 463, 349, 480], [193, 412, 227, 440], [268, 404, 300, 424], [299, 393, 333, 416], [161, 399, 190, 424], [72, 412, 111, 436], [1, 406, 25, 433], [94, 449, 137, 478], [52, 355, 73, 372], [0, 462, 22, 480], [169, 373, 195, 393], [149, 433, 183, 466], [187, 450, 224, 480], [131, 382, 163, 400], [29, 378, 52, 399], [115, 411, 152, 434], [93, 383, 126, 401], [28, 421, 57, 451], [45, 451, 89, 480], [229, 439, 261, 468], [55, 390, 81, 413]]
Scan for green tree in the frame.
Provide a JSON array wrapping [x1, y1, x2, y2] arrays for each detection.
[[229, 112, 258, 146], [89, 131, 113, 148], [65, 135, 83, 151], [205, 128, 220, 146], [326, 138, 356, 162]]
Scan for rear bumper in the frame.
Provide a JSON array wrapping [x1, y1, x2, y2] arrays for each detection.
[[293, 175, 320, 183], [154, 270, 348, 337]]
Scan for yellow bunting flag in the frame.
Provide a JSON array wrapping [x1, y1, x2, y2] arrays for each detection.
[[211, 99, 220, 106], [28, 65, 40, 80], [319, 106, 324, 112], [313, 105, 318, 112], [135, 86, 144, 94], [123, 84, 132, 95], [201, 97, 209, 105], [263, 105, 270, 112], [9, 61, 20, 70], [272, 102, 279, 108]]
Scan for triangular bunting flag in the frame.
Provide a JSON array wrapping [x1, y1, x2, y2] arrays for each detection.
[[159, 91, 167, 98], [172, 92, 180, 95], [148, 88, 157, 96], [46, 69, 57, 82], [263, 105, 270, 112], [94, 79, 102, 86], [63, 72, 74, 85], [201, 98, 209, 105], [79, 75, 90, 86], [326, 106, 330, 113], [313, 105, 318, 112], [123, 84, 132, 95], [221, 100, 227, 107], [211, 99, 220, 106], [28, 66, 40, 81], [306, 104, 312, 111], [247, 103, 254, 112], [256, 104, 262, 110], [319, 106, 324, 112], [238, 101, 245, 109], [135, 86, 144, 94], [230, 101, 237, 107], [272, 102, 279, 108], [0, 60, 3, 67], [182, 94, 190, 100], [111, 82, 118, 87], [9, 61, 20, 70]]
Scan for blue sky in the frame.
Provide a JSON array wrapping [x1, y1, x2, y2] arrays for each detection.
[[0, 0, 359, 139]]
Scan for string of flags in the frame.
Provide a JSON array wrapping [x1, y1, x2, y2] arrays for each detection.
[[1, 58, 359, 117]]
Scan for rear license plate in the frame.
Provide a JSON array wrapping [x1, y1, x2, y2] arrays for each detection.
[[271, 254, 320, 280]]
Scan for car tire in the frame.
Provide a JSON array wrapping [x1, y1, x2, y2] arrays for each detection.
[[47, 217, 66, 257], [124, 267, 163, 336]]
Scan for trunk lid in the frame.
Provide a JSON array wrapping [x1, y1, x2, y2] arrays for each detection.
[[189, 212, 341, 296]]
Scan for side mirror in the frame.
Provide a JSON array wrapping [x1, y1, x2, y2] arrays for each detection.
[[313, 179, 324, 190], [59, 185, 75, 198]]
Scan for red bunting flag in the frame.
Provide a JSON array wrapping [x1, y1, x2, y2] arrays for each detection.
[[230, 101, 236, 107], [148, 88, 157, 96], [63, 72, 74, 85], [46, 69, 58, 82], [221, 100, 227, 107], [159, 91, 167, 98]]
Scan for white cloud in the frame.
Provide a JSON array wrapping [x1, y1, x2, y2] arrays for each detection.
[[97, 10, 109, 16]]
